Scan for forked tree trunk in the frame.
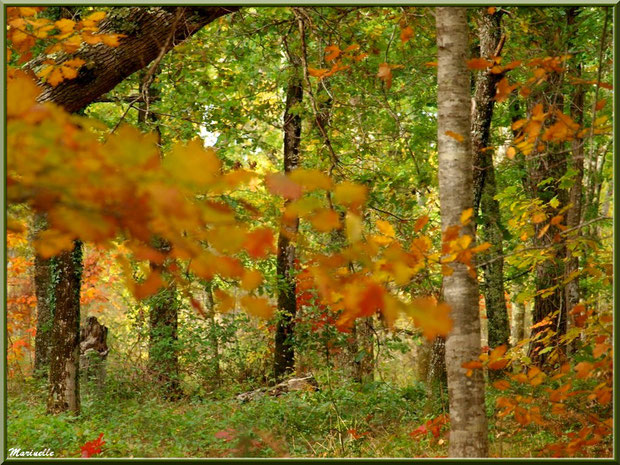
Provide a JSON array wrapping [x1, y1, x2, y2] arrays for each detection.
[[274, 61, 303, 381], [436, 7, 488, 457], [471, 9, 510, 352], [47, 241, 83, 414]]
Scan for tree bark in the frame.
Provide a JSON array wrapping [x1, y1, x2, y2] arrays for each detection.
[[436, 7, 488, 457], [353, 319, 375, 384], [36, 6, 238, 112], [274, 61, 303, 381], [47, 241, 83, 414], [564, 7, 585, 333], [148, 262, 181, 399], [526, 21, 571, 369], [471, 9, 510, 352], [32, 214, 53, 377], [427, 336, 447, 389]]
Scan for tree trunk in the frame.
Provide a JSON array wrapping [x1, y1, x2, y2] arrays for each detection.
[[32, 214, 53, 377], [427, 336, 447, 389], [471, 9, 510, 352], [79, 316, 109, 396], [47, 241, 83, 414], [274, 62, 303, 381], [436, 7, 488, 457], [148, 264, 181, 399], [353, 319, 375, 384], [527, 31, 570, 370], [564, 7, 585, 332], [205, 281, 221, 387], [36, 6, 238, 112]]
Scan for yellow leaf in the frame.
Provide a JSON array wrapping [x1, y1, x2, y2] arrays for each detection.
[[85, 11, 106, 22], [289, 168, 332, 191], [100, 34, 125, 47], [241, 295, 274, 319], [34, 230, 75, 258], [333, 181, 367, 208], [241, 269, 263, 291], [376, 219, 395, 238], [310, 209, 341, 232], [54, 18, 75, 33], [165, 140, 221, 189], [47, 67, 64, 86], [471, 242, 492, 253], [214, 289, 236, 313], [7, 70, 41, 117], [460, 208, 474, 225], [345, 212, 363, 243]]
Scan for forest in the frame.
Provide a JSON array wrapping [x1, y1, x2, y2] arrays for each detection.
[[5, 5, 614, 459]]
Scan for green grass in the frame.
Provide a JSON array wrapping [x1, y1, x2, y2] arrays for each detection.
[[7, 378, 448, 458], [8, 375, 604, 458]]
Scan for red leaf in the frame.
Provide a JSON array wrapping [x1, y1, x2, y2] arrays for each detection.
[[80, 433, 105, 458]]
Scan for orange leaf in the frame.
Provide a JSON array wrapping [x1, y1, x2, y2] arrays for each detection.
[[467, 57, 494, 70], [445, 130, 464, 143], [493, 379, 511, 390], [310, 209, 341, 232], [377, 62, 393, 89], [265, 173, 302, 200], [325, 44, 341, 62], [414, 215, 429, 232], [506, 147, 516, 159], [308, 67, 329, 78], [575, 361, 593, 379], [134, 271, 164, 300], [400, 26, 414, 44], [241, 295, 274, 319], [243, 228, 275, 259], [241, 269, 263, 291]]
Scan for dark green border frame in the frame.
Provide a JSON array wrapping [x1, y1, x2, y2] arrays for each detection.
[[1, 2, 617, 464]]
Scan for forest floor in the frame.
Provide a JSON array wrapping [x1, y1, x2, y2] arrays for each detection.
[[7, 377, 559, 458]]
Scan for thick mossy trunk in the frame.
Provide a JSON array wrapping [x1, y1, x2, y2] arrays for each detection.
[[32, 214, 53, 377], [47, 241, 83, 414], [274, 68, 303, 381], [148, 263, 181, 399], [471, 10, 509, 352], [148, 285, 181, 398], [436, 8, 488, 457]]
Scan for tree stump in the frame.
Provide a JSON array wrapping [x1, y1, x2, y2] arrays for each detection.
[[80, 316, 109, 396]]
